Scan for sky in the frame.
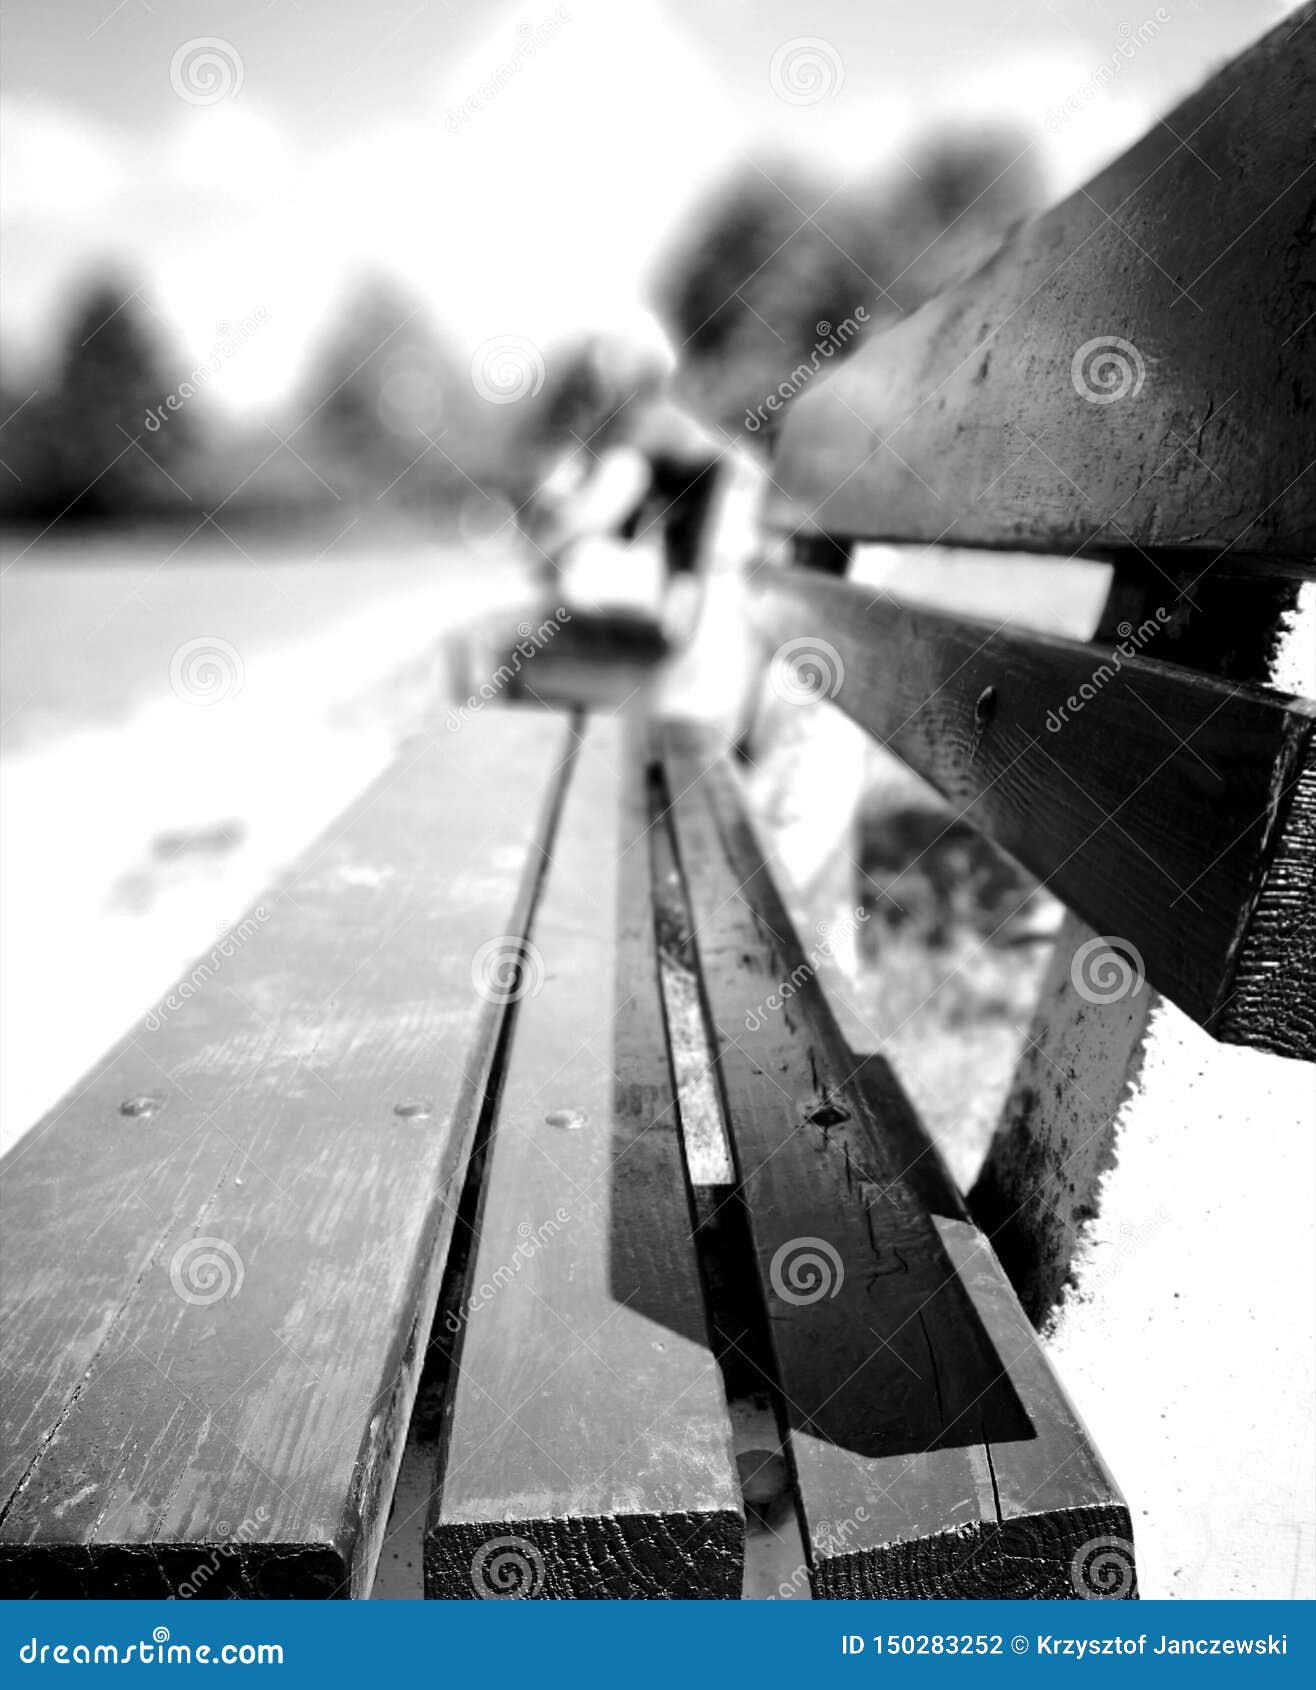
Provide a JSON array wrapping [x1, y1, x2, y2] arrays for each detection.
[[0, 0, 1300, 411]]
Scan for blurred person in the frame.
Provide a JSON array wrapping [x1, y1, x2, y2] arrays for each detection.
[[513, 333, 725, 645]]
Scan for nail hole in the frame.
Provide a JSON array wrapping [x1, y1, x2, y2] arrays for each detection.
[[119, 1096, 163, 1120], [974, 685, 998, 726], [393, 1099, 433, 1121]]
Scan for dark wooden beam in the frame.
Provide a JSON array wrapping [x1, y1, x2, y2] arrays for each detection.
[[746, 568, 1316, 1058], [425, 719, 742, 1599], [0, 710, 574, 1598], [660, 725, 1131, 1598], [768, 3, 1316, 563]]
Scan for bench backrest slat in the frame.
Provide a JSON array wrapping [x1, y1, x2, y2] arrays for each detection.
[[747, 569, 1316, 1059], [767, 1, 1316, 559]]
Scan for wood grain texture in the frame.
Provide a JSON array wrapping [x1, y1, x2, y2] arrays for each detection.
[[425, 719, 742, 1599], [767, 3, 1316, 561], [0, 710, 574, 1598], [747, 568, 1316, 1056], [660, 725, 1129, 1597]]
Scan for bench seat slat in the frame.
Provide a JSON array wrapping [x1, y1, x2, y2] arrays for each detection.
[[747, 569, 1316, 1058], [425, 719, 742, 1599], [767, 2, 1316, 562], [0, 710, 573, 1598], [661, 724, 1131, 1598]]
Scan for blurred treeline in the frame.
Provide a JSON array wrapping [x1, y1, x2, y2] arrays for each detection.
[[0, 125, 1043, 534], [0, 275, 506, 530], [653, 126, 1045, 436]]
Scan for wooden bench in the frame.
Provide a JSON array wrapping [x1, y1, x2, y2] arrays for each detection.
[[0, 696, 1129, 1598], [4, 7, 1310, 1601]]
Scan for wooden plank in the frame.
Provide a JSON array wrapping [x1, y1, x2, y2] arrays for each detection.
[[767, 3, 1316, 561], [660, 725, 1130, 1597], [746, 568, 1316, 1057], [425, 718, 742, 1599], [0, 709, 574, 1598]]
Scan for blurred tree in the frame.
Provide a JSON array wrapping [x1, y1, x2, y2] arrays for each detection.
[[651, 127, 1046, 442], [653, 159, 889, 437], [1, 278, 197, 522], [300, 278, 472, 511], [879, 125, 1048, 308]]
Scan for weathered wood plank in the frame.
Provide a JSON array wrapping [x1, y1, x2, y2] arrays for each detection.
[[768, 3, 1316, 561], [746, 568, 1316, 1056], [0, 709, 574, 1598], [660, 725, 1130, 1597], [425, 719, 742, 1599]]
